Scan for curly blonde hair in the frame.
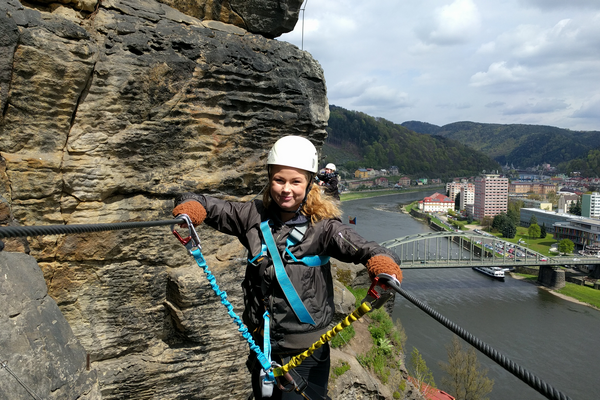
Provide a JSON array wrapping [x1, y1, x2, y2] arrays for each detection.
[[262, 173, 342, 223]]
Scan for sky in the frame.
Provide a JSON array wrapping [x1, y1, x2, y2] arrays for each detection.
[[279, 0, 600, 131]]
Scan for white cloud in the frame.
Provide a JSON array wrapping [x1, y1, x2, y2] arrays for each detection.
[[503, 98, 569, 115], [350, 85, 415, 110], [571, 97, 600, 120], [469, 62, 529, 88], [519, 0, 600, 11], [417, 0, 481, 46]]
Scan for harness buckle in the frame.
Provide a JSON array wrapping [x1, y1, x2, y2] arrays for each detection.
[[171, 214, 202, 254], [362, 273, 400, 310]]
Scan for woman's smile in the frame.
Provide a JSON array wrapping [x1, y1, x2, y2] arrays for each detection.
[[270, 165, 309, 213]]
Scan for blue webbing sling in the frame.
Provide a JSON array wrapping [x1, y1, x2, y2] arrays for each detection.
[[259, 220, 329, 325]]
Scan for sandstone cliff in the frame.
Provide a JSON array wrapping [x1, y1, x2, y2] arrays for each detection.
[[1, 0, 327, 398]]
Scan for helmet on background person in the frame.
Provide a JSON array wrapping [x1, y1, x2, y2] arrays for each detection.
[[267, 136, 318, 174], [325, 163, 336, 171]]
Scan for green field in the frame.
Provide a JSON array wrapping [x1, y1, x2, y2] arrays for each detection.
[[490, 226, 556, 257]]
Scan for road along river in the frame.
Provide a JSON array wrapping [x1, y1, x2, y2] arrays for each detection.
[[341, 191, 600, 400]]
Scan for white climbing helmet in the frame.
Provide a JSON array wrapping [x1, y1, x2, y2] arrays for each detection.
[[267, 136, 318, 173], [325, 163, 336, 171]]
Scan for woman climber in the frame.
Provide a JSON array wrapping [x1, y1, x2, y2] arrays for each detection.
[[172, 135, 402, 399]]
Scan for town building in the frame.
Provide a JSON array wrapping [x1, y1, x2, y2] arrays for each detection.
[[557, 193, 579, 213], [554, 216, 600, 250], [459, 184, 475, 210], [374, 177, 389, 187], [581, 192, 600, 218], [354, 169, 368, 179], [398, 176, 411, 187], [520, 208, 573, 233], [418, 192, 455, 213], [473, 173, 508, 221], [509, 181, 557, 195], [446, 182, 475, 209]]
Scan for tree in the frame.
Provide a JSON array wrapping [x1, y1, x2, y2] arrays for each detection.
[[569, 199, 582, 216], [492, 212, 510, 233], [439, 335, 494, 400], [506, 208, 520, 226], [558, 239, 574, 255], [502, 222, 517, 239], [455, 192, 461, 211], [528, 223, 541, 239], [529, 214, 538, 226], [409, 348, 436, 394], [540, 223, 547, 239]]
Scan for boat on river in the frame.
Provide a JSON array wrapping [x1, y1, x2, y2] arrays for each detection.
[[472, 266, 505, 280]]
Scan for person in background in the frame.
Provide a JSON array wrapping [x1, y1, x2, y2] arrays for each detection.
[[172, 136, 402, 399], [316, 163, 340, 200]]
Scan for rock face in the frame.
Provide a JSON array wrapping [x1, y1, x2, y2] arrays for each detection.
[[0, 252, 100, 400], [0, 0, 328, 398], [156, 0, 305, 38]]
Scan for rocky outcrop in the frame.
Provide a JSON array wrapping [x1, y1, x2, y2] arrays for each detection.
[[156, 0, 305, 38], [0, 251, 100, 400], [0, 0, 328, 398]]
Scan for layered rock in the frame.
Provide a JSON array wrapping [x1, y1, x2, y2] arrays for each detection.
[[0, 0, 328, 398], [0, 252, 100, 400]]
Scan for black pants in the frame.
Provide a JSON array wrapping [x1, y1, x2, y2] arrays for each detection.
[[250, 344, 331, 400]]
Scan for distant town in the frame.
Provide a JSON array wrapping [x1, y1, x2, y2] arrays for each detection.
[[340, 164, 600, 257]]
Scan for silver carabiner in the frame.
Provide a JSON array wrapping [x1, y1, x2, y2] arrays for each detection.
[[171, 214, 202, 254]]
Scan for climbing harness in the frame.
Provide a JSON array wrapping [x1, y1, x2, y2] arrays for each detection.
[[258, 220, 328, 325]]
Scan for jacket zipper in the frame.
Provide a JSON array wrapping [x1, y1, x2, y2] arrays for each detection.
[[338, 232, 358, 251]]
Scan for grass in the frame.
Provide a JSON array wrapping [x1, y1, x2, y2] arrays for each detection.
[[341, 190, 402, 201], [557, 283, 600, 309], [489, 226, 556, 257]]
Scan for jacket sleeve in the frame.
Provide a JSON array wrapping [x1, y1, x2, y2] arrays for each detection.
[[323, 219, 400, 266], [174, 192, 258, 238]]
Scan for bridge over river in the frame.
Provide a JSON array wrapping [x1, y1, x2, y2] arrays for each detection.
[[381, 231, 600, 269]]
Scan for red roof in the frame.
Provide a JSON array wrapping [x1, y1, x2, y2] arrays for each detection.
[[408, 377, 456, 400]]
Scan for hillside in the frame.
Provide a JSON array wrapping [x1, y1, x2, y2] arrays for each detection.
[[324, 106, 501, 179], [402, 120, 600, 169]]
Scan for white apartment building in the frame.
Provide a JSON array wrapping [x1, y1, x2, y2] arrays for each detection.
[[446, 182, 475, 211], [473, 174, 508, 221], [582, 192, 600, 218]]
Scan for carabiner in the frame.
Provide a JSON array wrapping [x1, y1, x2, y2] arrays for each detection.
[[362, 273, 400, 310], [171, 214, 202, 254]]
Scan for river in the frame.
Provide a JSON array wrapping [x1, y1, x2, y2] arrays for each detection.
[[341, 190, 600, 400]]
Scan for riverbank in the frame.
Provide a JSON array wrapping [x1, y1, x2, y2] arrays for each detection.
[[340, 185, 444, 202], [510, 272, 600, 310]]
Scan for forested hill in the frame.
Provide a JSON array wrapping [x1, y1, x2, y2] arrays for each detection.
[[323, 105, 500, 178], [402, 120, 600, 168]]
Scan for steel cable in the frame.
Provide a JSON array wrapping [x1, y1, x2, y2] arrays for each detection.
[[0, 219, 185, 239], [396, 287, 572, 400]]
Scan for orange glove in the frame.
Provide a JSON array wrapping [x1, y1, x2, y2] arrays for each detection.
[[173, 200, 207, 226], [366, 255, 403, 282]]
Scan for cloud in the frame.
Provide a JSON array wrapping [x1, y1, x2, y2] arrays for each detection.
[[416, 0, 482, 46], [502, 98, 569, 115], [436, 102, 472, 110], [328, 78, 376, 100], [519, 0, 600, 11], [469, 62, 529, 88], [350, 85, 415, 110], [571, 97, 600, 120], [485, 101, 506, 108]]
